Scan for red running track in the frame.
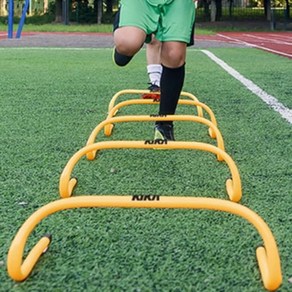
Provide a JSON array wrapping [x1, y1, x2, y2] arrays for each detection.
[[198, 32, 292, 59], [1, 31, 292, 58]]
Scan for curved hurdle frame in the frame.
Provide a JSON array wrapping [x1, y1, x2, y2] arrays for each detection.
[[107, 89, 204, 117], [104, 99, 218, 138], [7, 196, 282, 291], [8, 89, 281, 290], [59, 141, 242, 202], [86, 115, 225, 161]]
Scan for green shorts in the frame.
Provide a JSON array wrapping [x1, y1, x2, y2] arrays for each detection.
[[119, 0, 195, 43]]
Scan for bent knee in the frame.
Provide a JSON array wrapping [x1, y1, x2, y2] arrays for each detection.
[[114, 27, 146, 56], [161, 42, 187, 68]]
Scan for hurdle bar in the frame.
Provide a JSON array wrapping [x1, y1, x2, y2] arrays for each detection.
[[59, 141, 241, 202], [107, 90, 204, 117], [104, 99, 218, 138], [7, 196, 282, 291], [86, 115, 225, 160]]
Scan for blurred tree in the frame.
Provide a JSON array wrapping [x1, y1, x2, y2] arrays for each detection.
[[55, 0, 62, 22], [215, 0, 222, 20], [97, 0, 102, 23], [285, 0, 290, 18], [264, 0, 271, 20], [105, 0, 113, 13]]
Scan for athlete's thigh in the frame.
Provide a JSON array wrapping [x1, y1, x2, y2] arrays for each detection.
[[119, 0, 159, 35], [157, 0, 195, 43]]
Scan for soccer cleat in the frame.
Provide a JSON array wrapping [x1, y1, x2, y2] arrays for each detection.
[[142, 83, 160, 100], [112, 47, 133, 67], [148, 83, 160, 92], [154, 122, 175, 141]]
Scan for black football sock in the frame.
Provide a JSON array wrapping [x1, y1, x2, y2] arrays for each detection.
[[114, 49, 133, 67], [158, 63, 185, 126]]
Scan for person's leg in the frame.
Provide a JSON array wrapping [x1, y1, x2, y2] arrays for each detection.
[[146, 37, 162, 88], [159, 41, 186, 114], [154, 0, 195, 140], [113, 27, 146, 66], [142, 36, 162, 99], [113, 0, 158, 67], [154, 41, 187, 140], [146, 37, 161, 65]]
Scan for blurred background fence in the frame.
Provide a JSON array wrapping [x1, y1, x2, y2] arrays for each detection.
[[0, 0, 291, 29]]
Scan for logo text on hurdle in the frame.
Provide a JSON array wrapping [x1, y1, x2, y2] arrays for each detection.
[[132, 195, 160, 201], [144, 139, 168, 145], [150, 114, 167, 117]]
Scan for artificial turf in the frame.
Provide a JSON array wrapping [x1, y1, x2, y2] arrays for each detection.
[[0, 47, 291, 291]]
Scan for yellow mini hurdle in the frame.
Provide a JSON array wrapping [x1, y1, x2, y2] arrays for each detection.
[[6, 89, 283, 291], [104, 99, 218, 138], [7, 196, 282, 291], [59, 140, 241, 202], [86, 115, 224, 157], [107, 89, 204, 117]]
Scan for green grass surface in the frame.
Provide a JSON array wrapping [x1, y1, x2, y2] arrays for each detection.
[[0, 47, 291, 291]]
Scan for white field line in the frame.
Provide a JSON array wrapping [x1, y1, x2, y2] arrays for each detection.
[[201, 49, 292, 124], [217, 33, 292, 58], [243, 33, 292, 46]]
